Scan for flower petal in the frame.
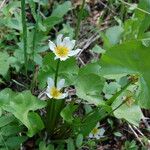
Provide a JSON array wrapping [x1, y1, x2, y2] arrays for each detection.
[[98, 128, 105, 136], [68, 49, 81, 56], [95, 135, 100, 139], [95, 123, 100, 128], [45, 88, 52, 99], [47, 77, 54, 88], [57, 79, 65, 90], [69, 40, 76, 49], [56, 34, 63, 46], [54, 51, 69, 61], [62, 37, 70, 46], [66, 40, 76, 50], [62, 37, 75, 50], [62, 92, 68, 99], [89, 133, 93, 138], [49, 40, 56, 52], [59, 56, 69, 61], [63, 92, 68, 98], [63, 37, 76, 50]]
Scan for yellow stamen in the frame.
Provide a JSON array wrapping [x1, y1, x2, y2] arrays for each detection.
[[55, 45, 69, 57], [92, 128, 99, 135], [50, 87, 62, 99]]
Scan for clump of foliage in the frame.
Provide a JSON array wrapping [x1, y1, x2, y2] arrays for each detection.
[[0, 0, 150, 149]]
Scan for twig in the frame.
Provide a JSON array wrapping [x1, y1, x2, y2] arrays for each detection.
[[128, 124, 144, 146], [98, 0, 116, 15], [78, 57, 86, 66], [0, 0, 7, 11], [133, 125, 144, 136], [12, 79, 27, 89], [77, 33, 99, 57], [77, 26, 108, 57], [119, 0, 150, 15]]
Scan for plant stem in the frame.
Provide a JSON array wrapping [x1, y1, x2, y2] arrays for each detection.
[[119, 0, 150, 15], [54, 59, 60, 87], [30, 1, 41, 91], [32, 1, 40, 61], [46, 99, 56, 136], [46, 59, 61, 136], [21, 0, 28, 75], [49, 99, 65, 137], [106, 80, 132, 105], [75, 0, 86, 40], [107, 99, 127, 116]]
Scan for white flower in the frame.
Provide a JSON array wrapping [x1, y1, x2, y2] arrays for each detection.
[[49, 34, 81, 61], [89, 123, 105, 139], [45, 77, 68, 99]]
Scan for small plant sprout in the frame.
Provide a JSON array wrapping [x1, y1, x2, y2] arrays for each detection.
[[49, 34, 81, 61], [89, 123, 105, 139], [45, 77, 67, 99]]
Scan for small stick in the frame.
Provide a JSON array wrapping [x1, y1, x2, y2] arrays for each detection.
[[0, 0, 7, 11], [128, 124, 144, 146], [133, 125, 144, 136], [119, 0, 150, 15]]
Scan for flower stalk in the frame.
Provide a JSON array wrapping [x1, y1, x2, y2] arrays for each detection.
[[21, 0, 28, 75], [46, 34, 80, 136], [54, 59, 60, 87], [75, 0, 86, 40]]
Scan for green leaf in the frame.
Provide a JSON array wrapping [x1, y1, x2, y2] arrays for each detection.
[[39, 141, 54, 150], [0, 88, 16, 106], [0, 52, 10, 77], [135, 0, 150, 36], [6, 136, 27, 149], [76, 134, 83, 148], [39, 142, 47, 150], [77, 108, 106, 136], [100, 41, 150, 108], [0, 89, 46, 137], [112, 96, 143, 126], [103, 82, 121, 99], [75, 74, 105, 105], [1, 125, 24, 136], [114, 131, 122, 137], [59, 23, 75, 39], [67, 138, 75, 150], [105, 26, 124, 46], [38, 53, 79, 88], [43, 1, 72, 31], [79, 62, 101, 76], [32, 0, 48, 6], [0, 114, 15, 128], [61, 103, 78, 124], [51, 1, 72, 17], [27, 112, 45, 137], [91, 45, 106, 54]]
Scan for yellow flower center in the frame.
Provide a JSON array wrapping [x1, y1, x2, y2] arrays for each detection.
[[126, 97, 135, 107], [55, 45, 69, 57], [92, 128, 99, 135], [50, 87, 62, 99]]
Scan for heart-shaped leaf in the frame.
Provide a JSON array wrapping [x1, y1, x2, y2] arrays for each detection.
[[0, 89, 46, 137], [99, 41, 150, 108], [75, 74, 105, 106]]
